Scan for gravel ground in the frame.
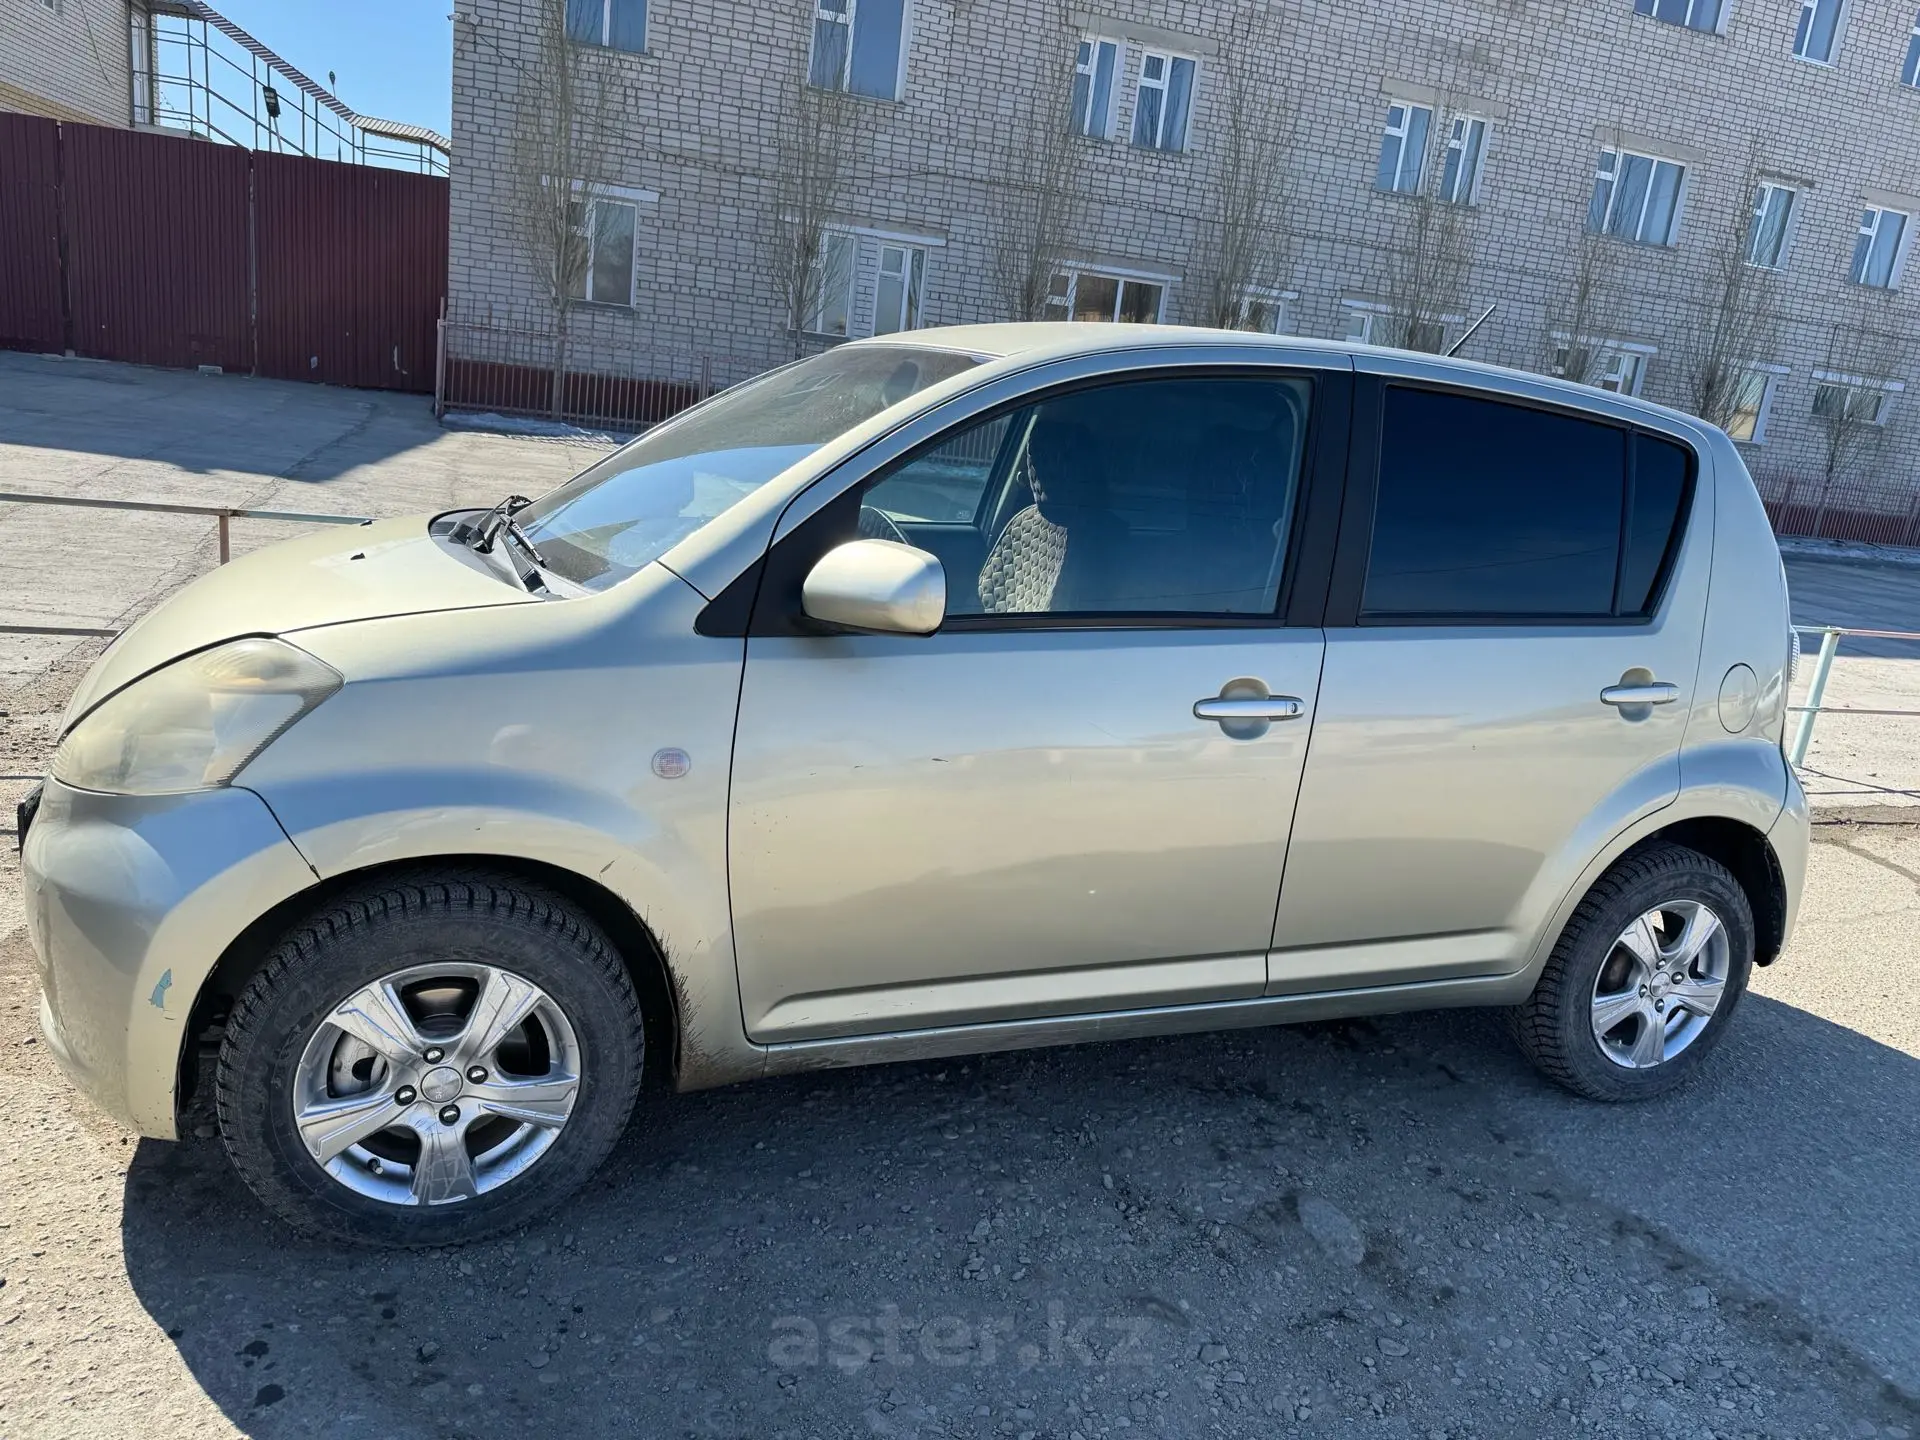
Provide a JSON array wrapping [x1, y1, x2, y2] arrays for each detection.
[[4, 357, 1920, 1439]]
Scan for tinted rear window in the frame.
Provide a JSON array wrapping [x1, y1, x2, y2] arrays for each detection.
[[1364, 388, 1626, 618], [1618, 433, 1691, 617]]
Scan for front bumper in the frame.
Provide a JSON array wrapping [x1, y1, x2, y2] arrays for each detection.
[[22, 778, 317, 1138]]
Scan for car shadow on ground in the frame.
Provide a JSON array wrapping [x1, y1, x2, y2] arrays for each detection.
[[121, 997, 1920, 1440]]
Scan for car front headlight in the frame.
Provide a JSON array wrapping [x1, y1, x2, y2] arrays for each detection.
[[51, 637, 341, 795]]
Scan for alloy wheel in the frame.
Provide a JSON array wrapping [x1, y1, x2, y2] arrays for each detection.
[[1589, 900, 1730, 1070]]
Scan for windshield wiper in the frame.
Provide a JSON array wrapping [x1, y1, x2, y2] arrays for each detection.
[[459, 495, 553, 593]]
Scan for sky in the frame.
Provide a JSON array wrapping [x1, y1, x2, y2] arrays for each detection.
[[211, 0, 453, 135]]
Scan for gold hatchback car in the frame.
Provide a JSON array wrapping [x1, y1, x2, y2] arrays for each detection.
[[22, 325, 1807, 1245]]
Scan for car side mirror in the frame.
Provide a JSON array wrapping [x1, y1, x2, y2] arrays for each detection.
[[801, 538, 946, 636]]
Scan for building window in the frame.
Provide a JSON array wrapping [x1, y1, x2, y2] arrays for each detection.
[[565, 0, 646, 52], [1342, 306, 1442, 351], [1131, 51, 1195, 152], [569, 197, 636, 306], [1234, 289, 1296, 334], [1588, 147, 1686, 246], [1726, 368, 1779, 442], [1553, 342, 1650, 396], [1072, 37, 1119, 138], [1375, 102, 1431, 194], [1747, 183, 1796, 269], [1439, 115, 1488, 205], [805, 230, 856, 335], [1632, 0, 1724, 32], [1812, 377, 1894, 425], [1045, 270, 1166, 323], [1904, 11, 1920, 85], [809, 0, 907, 99], [1851, 207, 1909, 288], [1793, 0, 1843, 63], [873, 243, 926, 334]]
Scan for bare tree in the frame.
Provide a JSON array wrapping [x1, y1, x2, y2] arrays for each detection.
[[988, 6, 1086, 321], [1808, 309, 1907, 533], [1542, 231, 1628, 386], [765, 49, 867, 357], [1382, 185, 1473, 352], [1683, 144, 1783, 431], [1196, 12, 1297, 329], [506, 0, 615, 416]]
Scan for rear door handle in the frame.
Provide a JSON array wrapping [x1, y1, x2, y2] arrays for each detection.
[[1600, 682, 1679, 707], [1193, 697, 1306, 722]]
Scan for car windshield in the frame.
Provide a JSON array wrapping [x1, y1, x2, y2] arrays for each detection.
[[515, 345, 983, 590]]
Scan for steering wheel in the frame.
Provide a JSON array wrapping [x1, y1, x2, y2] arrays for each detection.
[[857, 504, 909, 545]]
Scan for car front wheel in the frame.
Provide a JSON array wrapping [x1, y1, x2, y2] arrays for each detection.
[[1511, 841, 1754, 1102], [216, 871, 644, 1246]]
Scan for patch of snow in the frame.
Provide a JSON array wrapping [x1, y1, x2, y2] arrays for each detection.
[[440, 410, 632, 444], [1777, 536, 1920, 568]]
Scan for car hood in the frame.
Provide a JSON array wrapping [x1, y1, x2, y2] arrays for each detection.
[[61, 515, 537, 728]]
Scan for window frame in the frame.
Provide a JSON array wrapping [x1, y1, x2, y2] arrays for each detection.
[[1811, 370, 1902, 425], [807, 0, 909, 99], [802, 228, 858, 337], [733, 362, 1357, 637], [1904, 10, 1920, 86], [1044, 267, 1170, 324], [1375, 101, 1433, 195], [1322, 374, 1699, 630], [566, 0, 647, 52], [872, 241, 928, 335], [1725, 366, 1783, 443], [1792, 0, 1845, 64], [1130, 47, 1197, 153], [1072, 36, 1120, 139], [1233, 288, 1298, 334], [1851, 205, 1911, 289], [1747, 182, 1797, 269], [1589, 146, 1688, 246], [1632, 0, 1727, 33], [572, 195, 638, 307], [1439, 113, 1489, 206]]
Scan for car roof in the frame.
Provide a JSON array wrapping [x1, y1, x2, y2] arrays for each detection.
[[851, 322, 1711, 440]]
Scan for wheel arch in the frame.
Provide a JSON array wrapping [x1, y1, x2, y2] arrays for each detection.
[[180, 855, 685, 1112], [1630, 815, 1789, 966]]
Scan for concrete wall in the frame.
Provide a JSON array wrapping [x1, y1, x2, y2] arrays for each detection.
[[0, 0, 129, 127], [449, 0, 1920, 495]]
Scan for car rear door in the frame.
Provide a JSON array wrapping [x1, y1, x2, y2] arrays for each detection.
[[725, 355, 1351, 1044], [1268, 363, 1708, 993]]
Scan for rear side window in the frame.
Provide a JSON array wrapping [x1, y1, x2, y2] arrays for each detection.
[[1361, 387, 1691, 621]]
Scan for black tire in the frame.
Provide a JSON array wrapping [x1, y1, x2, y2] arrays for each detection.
[[216, 870, 644, 1246], [1510, 842, 1754, 1102]]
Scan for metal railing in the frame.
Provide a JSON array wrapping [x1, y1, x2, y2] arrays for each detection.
[[1788, 624, 1920, 764], [0, 491, 369, 639]]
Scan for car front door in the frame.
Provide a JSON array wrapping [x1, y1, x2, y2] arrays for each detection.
[[1268, 368, 1708, 993], [726, 361, 1349, 1043]]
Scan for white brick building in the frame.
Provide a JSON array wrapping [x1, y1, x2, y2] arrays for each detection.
[[1, 0, 132, 126], [449, 0, 1920, 520]]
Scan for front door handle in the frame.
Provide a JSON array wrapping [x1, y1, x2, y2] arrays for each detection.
[[1193, 697, 1306, 722], [1600, 681, 1679, 707]]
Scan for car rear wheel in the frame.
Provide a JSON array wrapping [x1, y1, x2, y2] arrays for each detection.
[[1510, 842, 1754, 1102], [216, 871, 644, 1246]]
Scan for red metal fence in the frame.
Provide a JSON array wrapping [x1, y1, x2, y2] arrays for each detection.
[[1754, 471, 1920, 547], [0, 114, 445, 393]]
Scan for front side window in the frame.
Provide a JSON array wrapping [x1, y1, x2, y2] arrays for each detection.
[[1375, 102, 1431, 194], [1851, 207, 1909, 288], [1589, 147, 1686, 246], [1363, 387, 1689, 621], [565, 0, 646, 52], [809, 0, 907, 98], [1812, 379, 1892, 424], [863, 375, 1312, 617], [1903, 10, 1920, 85], [1045, 270, 1165, 323], [1725, 368, 1777, 442], [1633, 0, 1724, 32], [1748, 183, 1796, 268], [1132, 50, 1195, 152], [804, 230, 856, 335], [569, 197, 636, 305], [517, 345, 981, 590], [1072, 37, 1119, 138], [1793, 0, 1844, 62], [872, 243, 926, 335], [1439, 115, 1488, 205]]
